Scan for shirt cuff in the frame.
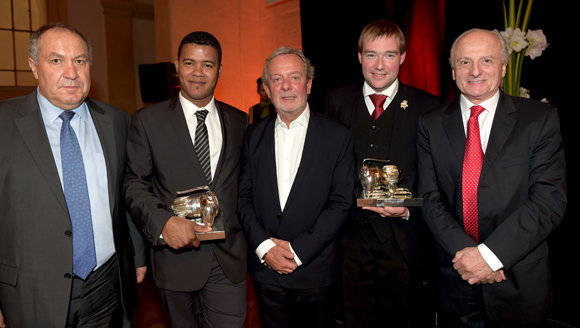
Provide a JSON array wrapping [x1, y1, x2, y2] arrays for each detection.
[[401, 207, 410, 220], [256, 239, 276, 263], [478, 243, 504, 272], [288, 243, 303, 267]]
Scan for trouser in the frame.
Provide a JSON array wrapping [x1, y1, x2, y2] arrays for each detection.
[[155, 255, 247, 328], [253, 281, 337, 328], [66, 255, 124, 327], [342, 222, 436, 328]]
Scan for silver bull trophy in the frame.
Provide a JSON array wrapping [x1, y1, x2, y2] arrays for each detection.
[[357, 158, 423, 207], [170, 186, 220, 227], [157, 186, 225, 244]]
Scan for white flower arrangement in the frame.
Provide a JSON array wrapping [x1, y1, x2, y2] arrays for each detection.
[[500, 0, 549, 100]]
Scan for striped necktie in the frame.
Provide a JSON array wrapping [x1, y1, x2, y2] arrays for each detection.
[[195, 109, 212, 184]]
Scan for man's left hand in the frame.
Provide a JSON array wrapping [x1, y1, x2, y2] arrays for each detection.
[[452, 247, 493, 285], [362, 206, 408, 218], [270, 237, 291, 252], [136, 266, 147, 283], [263, 245, 297, 274]]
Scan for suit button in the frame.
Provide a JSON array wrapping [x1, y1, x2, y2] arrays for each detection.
[[64, 230, 72, 237], [64, 273, 72, 279], [277, 214, 281, 220], [371, 126, 376, 130], [370, 144, 374, 148]]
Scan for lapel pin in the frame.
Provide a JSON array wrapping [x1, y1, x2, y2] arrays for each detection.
[[401, 100, 408, 110]]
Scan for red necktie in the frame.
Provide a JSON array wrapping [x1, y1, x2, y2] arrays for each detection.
[[462, 105, 485, 243], [369, 94, 387, 120]]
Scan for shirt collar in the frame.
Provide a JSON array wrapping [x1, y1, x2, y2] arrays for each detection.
[[36, 87, 89, 124], [362, 79, 399, 99], [275, 103, 310, 129], [460, 89, 500, 116], [179, 92, 218, 119]]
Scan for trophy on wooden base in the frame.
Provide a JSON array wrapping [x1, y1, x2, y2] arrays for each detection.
[[158, 186, 225, 244], [357, 158, 423, 207]]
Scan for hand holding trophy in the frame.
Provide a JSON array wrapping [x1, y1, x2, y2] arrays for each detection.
[[357, 158, 422, 207], [158, 186, 225, 245]]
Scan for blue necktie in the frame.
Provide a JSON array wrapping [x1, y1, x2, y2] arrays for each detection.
[[60, 111, 96, 280]]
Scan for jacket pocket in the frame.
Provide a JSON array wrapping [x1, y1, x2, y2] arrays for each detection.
[[0, 262, 18, 286]]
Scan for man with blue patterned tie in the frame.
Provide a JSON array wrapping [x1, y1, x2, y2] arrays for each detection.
[[0, 23, 145, 327]]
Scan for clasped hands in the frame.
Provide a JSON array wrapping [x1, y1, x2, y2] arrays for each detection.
[[263, 237, 297, 275], [453, 247, 506, 285], [161, 216, 212, 249]]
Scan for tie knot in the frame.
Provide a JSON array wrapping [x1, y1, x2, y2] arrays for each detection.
[[195, 109, 209, 122], [59, 110, 76, 124], [470, 105, 485, 118], [369, 94, 387, 108]]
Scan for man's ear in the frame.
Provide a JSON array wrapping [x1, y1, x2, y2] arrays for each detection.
[[28, 58, 39, 80]]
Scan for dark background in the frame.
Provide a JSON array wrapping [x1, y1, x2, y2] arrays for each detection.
[[299, 0, 576, 326]]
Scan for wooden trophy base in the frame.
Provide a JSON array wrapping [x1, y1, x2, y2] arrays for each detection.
[[196, 230, 225, 241]]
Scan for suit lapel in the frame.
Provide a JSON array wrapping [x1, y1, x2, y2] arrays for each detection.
[[350, 85, 365, 126], [283, 112, 319, 210], [212, 101, 229, 190], [387, 83, 411, 161], [14, 91, 68, 214], [480, 92, 517, 180], [167, 98, 207, 185], [442, 98, 466, 165], [87, 99, 117, 214], [264, 116, 281, 208]]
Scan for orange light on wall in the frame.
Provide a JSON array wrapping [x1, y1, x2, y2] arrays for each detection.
[[155, 0, 303, 114]]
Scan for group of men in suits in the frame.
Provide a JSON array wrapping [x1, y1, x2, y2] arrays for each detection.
[[0, 18, 566, 328]]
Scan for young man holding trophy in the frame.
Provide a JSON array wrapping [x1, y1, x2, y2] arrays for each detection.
[[124, 31, 249, 328]]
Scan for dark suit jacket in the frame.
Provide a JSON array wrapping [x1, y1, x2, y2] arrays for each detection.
[[417, 92, 567, 324], [124, 97, 248, 291], [0, 91, 143, 327], [238, 111, 354, 289], [325, 82, 440, 268]]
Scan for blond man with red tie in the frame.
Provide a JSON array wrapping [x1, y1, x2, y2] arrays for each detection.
[[326, 20, 440, 327]]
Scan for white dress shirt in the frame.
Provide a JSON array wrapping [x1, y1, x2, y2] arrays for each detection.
[[254, 105, 312, 267], [362, 79, 399, 115], [38, 90, 115, 270], [180, 92, 222, 180], [459, 90, 504, 272]]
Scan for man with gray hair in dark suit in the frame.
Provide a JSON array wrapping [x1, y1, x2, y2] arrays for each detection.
[[0, 22, 146, 327]]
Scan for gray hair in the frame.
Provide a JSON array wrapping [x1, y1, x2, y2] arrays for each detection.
[[449, 28, 509, 68], [262, 46, 314, 86], [29, 22, 92, 64]]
